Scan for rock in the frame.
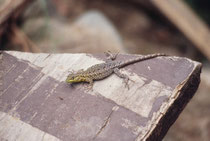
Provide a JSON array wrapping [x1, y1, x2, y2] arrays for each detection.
[[22, 10, 126, 53]]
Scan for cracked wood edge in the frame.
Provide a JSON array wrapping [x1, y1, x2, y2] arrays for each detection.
[[93, 106, 118, 140], [139, 61, 202, 141]]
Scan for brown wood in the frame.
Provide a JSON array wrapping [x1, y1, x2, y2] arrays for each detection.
[[0, 0, 34, 26], [0, 0, 37, 52], [1, 51, 201, 141], [151, 0, 210, 60]]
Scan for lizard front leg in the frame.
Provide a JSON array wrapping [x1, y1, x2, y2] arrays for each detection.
[[85, 77, 94, 89], [114, 68, 130, 89]]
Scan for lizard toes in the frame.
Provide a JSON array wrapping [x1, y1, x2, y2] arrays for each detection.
[[123, 79, 130, 89]]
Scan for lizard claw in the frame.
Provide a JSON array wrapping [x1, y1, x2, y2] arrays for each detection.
[[104, 51, 119, 61], [87, 84, 93, 90]]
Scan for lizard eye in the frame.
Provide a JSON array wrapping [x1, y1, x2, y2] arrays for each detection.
[[67, 74, 74, 80]]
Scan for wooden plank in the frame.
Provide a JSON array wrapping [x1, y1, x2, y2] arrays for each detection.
[[1, 51, 201, 141], [151, 0, 210, 60], [0, 111, 60, 141]]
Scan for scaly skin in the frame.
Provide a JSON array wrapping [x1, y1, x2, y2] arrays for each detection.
[[66, 52, 166, 88]]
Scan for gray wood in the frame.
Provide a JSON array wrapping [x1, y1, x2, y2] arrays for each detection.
[[0, 51, 201, 141]]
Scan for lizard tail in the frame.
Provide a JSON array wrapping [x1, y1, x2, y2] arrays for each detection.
[[119, 53, 167, 68]]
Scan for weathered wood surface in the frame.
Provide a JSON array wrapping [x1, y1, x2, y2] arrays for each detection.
[[1, 51, 201, 141]]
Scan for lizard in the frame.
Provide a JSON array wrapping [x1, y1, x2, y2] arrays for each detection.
[[66, 52, 166, 89]]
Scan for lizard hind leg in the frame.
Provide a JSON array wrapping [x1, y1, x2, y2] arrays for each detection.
[[104, 51, 119, 61], [114, 68, 130, 89]]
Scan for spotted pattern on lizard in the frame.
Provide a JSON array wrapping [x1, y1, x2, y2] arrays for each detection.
[[66, 52, 166, 89]]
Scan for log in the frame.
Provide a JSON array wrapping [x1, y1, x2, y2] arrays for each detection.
[[0, 0, 38, 52], [0, 0, 34, 25], [151, 0, 210, 60], [1, 51, 201, 141]]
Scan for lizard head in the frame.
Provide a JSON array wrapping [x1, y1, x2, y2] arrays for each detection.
[[66, 73, 86, 83]]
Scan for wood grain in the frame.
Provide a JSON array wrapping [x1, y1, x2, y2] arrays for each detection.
[[1, 51, 201, 141]]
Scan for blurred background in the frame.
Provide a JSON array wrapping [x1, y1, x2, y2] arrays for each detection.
[[0, 0, 210, 140]]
